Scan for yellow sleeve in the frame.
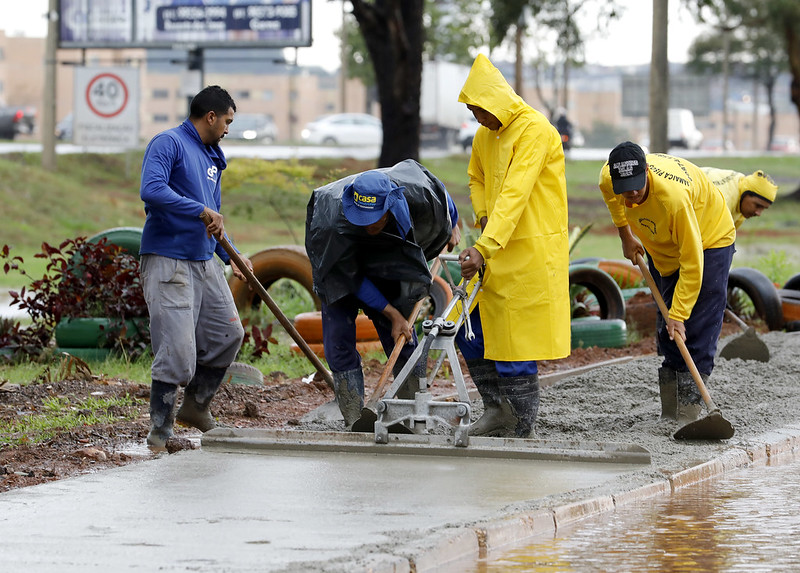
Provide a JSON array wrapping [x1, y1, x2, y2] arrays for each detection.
[[598, 162, 629, 228]]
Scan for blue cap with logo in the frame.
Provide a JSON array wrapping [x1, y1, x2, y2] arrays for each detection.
[[342, 171, 406, 226]]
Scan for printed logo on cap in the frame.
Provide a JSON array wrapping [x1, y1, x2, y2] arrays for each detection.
[[353, 191, 378, 209], [613, 160, 639, 178]]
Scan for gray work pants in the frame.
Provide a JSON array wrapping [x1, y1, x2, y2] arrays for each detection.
[[140, 255, 244, 386]]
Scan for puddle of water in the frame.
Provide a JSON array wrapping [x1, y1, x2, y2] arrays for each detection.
[[471, 453, 800, 572]]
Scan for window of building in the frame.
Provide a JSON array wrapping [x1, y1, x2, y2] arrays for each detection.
[[153, 114, 169, 123], [152, 89, 169, 99], [235, 91, 251, 100], [262, 90, 274, 101]]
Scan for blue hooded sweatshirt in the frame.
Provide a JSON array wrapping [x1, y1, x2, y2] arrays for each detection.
[[139, 119, 231, 263]]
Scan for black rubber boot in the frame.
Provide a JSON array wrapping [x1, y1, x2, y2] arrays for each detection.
[[658, 366, 678, 420], [676, 370, 704, 425], [176, 365, 228, 432], [497, 375, 541, 439], [147, 380, 178, 448], [332, 368, 365, 428], [466, 358, 514, 435]]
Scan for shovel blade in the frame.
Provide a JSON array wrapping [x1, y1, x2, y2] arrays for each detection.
[[300, 398, 343, 423], [719, 328, 770, 363], [673, 410, 735, 440]]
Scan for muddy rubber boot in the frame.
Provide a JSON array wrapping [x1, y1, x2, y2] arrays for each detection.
[[676, 370, 703, 426], [658, 366, 678, 420], [465, 358, 513, 435], [147, 380, 178, 448], [333, 368, 365, 428], [176, 365, 228, 432], [392, 358, 426, 401], [497, 375, 541, 439]]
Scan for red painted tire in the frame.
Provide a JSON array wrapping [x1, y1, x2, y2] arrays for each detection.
[[228, 245, 320, 313], [778, 289, 800, 323], [290, 340, 384, 359], [293, 311, 379, 343]]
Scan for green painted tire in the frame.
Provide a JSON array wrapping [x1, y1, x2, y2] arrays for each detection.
[[571, 317, 628, 349], [87, 227, 143, 259], [55, 317, 141, 348], [55, 347, 113, 362]]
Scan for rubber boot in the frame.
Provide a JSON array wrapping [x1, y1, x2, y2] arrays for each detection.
[[497, 375, 541, 439], [466, 358, 514, 435], [147, 380, 178, 448], [333, 368, 365, 428], [658, 366, 678, 420], [676, 370, 703, 426], [176, 365, 228, 432]]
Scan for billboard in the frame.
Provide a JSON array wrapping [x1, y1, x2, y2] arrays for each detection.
[[58, 0, 312, 49]]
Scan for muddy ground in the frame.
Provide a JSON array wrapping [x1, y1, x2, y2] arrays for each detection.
[[3, 319, 796, 500]]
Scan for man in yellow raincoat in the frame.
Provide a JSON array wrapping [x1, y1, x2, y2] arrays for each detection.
[[455, 54, 571, 439], [701, 167, 778, 230]]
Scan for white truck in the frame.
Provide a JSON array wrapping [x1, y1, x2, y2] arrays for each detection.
[[420, 61, 473, 148]]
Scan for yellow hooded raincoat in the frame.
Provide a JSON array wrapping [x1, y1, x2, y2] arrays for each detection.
[[458, 54, 571, 362]]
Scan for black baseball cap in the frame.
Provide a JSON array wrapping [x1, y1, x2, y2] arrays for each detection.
[[608, 141, 647, 194]]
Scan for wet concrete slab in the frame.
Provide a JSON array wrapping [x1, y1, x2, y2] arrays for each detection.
[[0, 440, 645, 571]]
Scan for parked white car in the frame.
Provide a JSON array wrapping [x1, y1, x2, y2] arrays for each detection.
[[301, 113, 382, 146], [458, 116, 480, 151], [226, 113, 277, 143]]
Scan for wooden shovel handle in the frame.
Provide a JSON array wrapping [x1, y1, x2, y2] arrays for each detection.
[[200, 212, 334, 388], [634, 253, 718, 411], [364, 256, 444, 408]]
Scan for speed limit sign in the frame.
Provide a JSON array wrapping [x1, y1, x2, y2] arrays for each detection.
[[74, 67, 140, 147], [86, 73, 129, 118]]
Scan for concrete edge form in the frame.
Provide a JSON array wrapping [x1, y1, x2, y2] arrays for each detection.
[[353, 425, 800, 572]]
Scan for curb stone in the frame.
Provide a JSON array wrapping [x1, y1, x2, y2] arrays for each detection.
[[360, 428, 800, 572]]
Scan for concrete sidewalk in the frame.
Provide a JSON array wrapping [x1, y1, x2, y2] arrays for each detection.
[[0, 434, 644, 572]]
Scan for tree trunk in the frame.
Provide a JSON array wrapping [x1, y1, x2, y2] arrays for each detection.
[[649, 0, 669, 153], [786, 21, 800, 141], [351, 0, 424, 168]]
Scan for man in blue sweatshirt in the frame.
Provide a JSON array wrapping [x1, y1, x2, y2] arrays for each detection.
[[139, 85, 252, 449]]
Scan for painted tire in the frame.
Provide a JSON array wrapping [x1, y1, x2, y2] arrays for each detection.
[[783, 273, 800, 292], [727, 267, 784, 331], [293, 311, 379, 343], [87, 227, 143, 259], [597, 259, 644, 289], [228, 245, 321, 313], [570, 317, 628, 349], [778, 289, 800, 323], [224, 362, 265, 386], [569, 265, 626, 320], [291, 340, 384, 359], [54, 317, 141, 348], [55, 347, 113, 362]]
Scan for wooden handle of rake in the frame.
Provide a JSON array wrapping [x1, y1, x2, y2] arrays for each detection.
[[634, 253, 718, 411], [364, 256, 444, 408], [200, 212, 334, 388]]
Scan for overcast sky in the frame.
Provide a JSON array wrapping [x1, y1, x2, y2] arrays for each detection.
[[9, 1, 704, 71]]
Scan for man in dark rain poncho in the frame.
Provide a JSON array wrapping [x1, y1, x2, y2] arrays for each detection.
[[305, 159, 461, 428]]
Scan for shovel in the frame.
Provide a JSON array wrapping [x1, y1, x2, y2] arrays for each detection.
[[719, 307, 770, 362], [635, 253, 734, 440], [200, 213, 334, 389], [351, 256, 444, 433]]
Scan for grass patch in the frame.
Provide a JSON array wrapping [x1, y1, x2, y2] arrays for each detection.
[[0, 393, 143, 447]]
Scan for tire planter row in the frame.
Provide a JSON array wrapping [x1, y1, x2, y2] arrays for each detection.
[[571, 317, 628, 349], [54, 317, 148, 361], [727, 267, 784, 331]]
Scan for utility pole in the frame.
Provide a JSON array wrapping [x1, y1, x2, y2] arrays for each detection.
[[339, 0, 348, 113], [649, 0, 669, 153], [42, 0, 58, 171]]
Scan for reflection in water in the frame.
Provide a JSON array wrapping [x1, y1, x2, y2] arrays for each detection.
[[475, 454, 800, 572]]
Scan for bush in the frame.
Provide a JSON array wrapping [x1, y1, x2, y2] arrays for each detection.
[[1, 237, 150, 361]]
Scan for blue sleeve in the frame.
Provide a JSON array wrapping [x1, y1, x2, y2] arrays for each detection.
[[446, 191, 459, 227], [356, 277, 390, 312], [140, 134, 205, 218]]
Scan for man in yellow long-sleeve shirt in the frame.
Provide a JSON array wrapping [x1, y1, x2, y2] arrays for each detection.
[[599, 142, 736, 426], [701, 167, 778, 230]]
